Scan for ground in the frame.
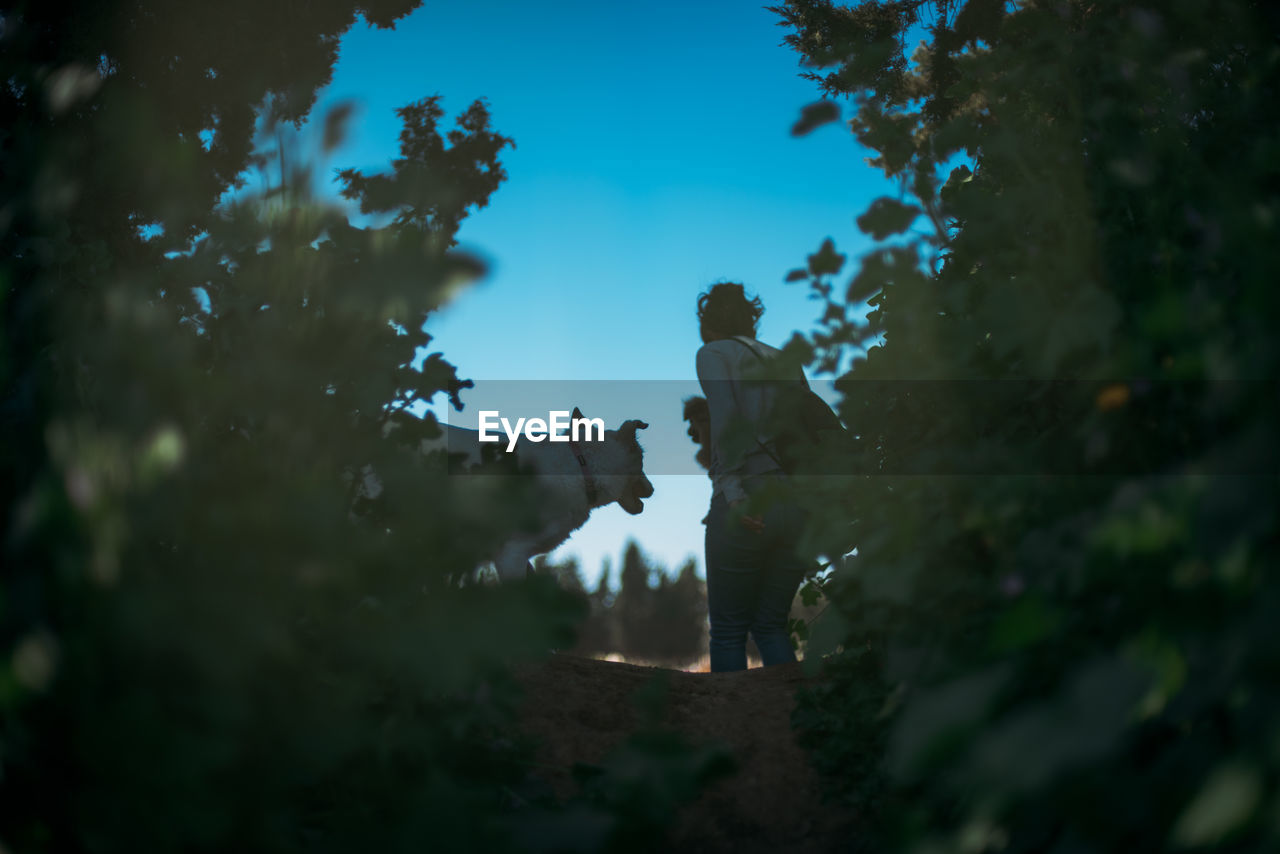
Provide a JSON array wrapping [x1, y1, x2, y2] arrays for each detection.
[[514, 654, 857, 853]]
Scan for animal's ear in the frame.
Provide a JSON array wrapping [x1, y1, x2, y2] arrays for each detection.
[[572, 406, 585, 421], [619, 419, 649, 439]]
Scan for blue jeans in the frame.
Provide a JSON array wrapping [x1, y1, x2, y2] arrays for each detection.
[[704, 484, 807, 672]]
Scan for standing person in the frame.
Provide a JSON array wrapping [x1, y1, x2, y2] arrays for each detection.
[[695, 281, 808, 672]]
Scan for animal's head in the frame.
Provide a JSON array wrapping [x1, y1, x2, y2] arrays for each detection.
[[573, 406, 653, 515]]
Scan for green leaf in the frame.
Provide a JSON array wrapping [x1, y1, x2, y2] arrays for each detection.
[[888, 666, 1011, 779], [939, 164, 973, 201], [807, 238, 846, 276], [855, 197, 921, 240], [791, 100, 841, 136], [803, 606, 849, 671], [1171, 762, 1262, 848], [987, 596, 1063, 653], [321, 99, 357, 153]]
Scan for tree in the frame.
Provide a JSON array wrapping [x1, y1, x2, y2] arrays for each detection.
[[613, 542, 708, 665], [657, 558, 708, 665], [615, 540, 656, 658], [1, 4, 595, 851], [774, 1, 1280, 851]]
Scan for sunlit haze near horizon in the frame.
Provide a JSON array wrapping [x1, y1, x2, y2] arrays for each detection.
[[303, 1, 892, 586]]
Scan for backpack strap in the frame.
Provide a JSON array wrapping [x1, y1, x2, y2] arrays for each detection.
[[724, 337, 788, 471], [730, 336, 811, 388], [729, 335, 765, 365]]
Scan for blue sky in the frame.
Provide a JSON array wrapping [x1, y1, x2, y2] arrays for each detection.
[[309, 0, 893, 585]]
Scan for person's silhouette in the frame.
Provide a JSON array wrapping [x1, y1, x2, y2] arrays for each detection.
[[694, 282, 807, 672]]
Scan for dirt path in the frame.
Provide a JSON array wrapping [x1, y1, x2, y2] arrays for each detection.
[[514, 654, 857, 853]]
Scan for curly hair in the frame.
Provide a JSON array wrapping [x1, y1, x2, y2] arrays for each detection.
[[696, 281, 763, 339], [681, 395, 709, 425]]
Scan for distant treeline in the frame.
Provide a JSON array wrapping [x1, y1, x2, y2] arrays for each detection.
[[534, 541, 709, 668], [534, 540, 826, 669]]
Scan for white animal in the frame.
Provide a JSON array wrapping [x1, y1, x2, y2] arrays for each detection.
[[354, 407, 653, 581]]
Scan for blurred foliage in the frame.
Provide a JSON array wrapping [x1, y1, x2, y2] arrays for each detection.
[[507, 667, 736, 854], [564, 679, 736, 854], [772, 0, 1280, 851], [0, 3, 720, 851]]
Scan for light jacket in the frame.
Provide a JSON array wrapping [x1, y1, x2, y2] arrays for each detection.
[[695, 335, 794, 503]]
